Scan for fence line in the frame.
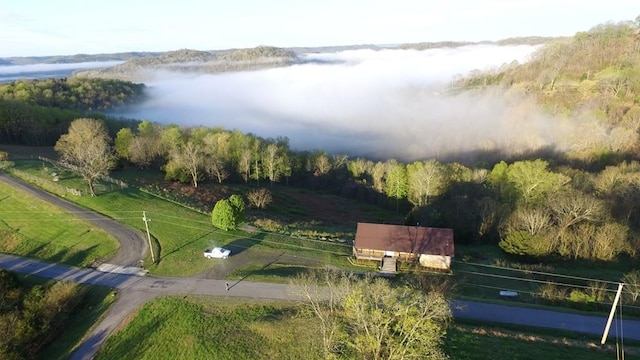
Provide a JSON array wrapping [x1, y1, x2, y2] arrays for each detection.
[[36, 156, 129, 189], [9, 168, 84, 197]]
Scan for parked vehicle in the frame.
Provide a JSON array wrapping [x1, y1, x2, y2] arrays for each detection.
[[204, 247, 231, 259]]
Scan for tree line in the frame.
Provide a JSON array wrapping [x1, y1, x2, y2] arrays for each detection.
[[50, 116, 640, 262], [0, 77, 143, 145]]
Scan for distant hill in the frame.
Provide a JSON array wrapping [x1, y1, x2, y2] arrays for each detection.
[[0, 52, 162, 66], [74, 46, 300, 81], [0, 37, 560, 82]]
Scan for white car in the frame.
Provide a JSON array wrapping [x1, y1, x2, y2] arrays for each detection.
[[204, 247, 231, 259]]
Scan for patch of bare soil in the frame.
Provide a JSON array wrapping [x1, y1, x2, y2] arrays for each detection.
[[278, 187, 401, 227], [144, 179, 401, 231]]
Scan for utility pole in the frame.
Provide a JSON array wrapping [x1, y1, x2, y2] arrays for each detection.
[[601, 283, 624, 345], [143, 211, 155, 264]]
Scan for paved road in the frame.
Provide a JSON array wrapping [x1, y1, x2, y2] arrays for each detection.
[[0, 173, 147, 267], [0, 254, 299, 360], [2, 255, 639, 353], [2, 172, 639, 358]]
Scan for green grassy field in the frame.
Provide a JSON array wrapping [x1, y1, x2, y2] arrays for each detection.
[[6, 160, 354, 276], [0, 180, 119, 266], [94, 295, 634, 360], [95, 296, 324, 360], [444, 321, 636, 360]]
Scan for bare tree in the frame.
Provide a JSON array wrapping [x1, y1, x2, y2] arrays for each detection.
[[623, 270, 640, 303], [246, 188, 273, 209], [291, 269, 350, 358], [54, 118, 115, 196], [292, 269, 451, 360], [407, 160, 448, 207], [167, 141, 204, 187]]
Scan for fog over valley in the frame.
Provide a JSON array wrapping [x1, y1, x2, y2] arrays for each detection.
[[111, 45, 593, 161], [0, 61, 123, 82]]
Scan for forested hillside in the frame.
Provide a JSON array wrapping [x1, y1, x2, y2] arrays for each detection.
[[457, 21, 640, 161], [0, 78, 143, 145], [3, 21, 640, 264], [75, 46, 300, 81], [100, 20, 640, 263]]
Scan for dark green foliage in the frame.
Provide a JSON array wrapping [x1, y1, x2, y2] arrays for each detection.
[[228, 194, 246, 223], [0, 79, 141, 146], [0, 271, 81, 360], [0, 77, 145, 111], [211, 199, 237, 231], [211, 194, 247, 231], [498, 231, 548, 256]]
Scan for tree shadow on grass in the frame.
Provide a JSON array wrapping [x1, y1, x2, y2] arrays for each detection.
[[60, 245, 100, 267], [232, 252, 285, 287], [159, 230, 215, 262], [223, 232, 266, 256]]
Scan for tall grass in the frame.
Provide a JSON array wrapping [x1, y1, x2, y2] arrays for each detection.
[[95, 297, 323, 360]]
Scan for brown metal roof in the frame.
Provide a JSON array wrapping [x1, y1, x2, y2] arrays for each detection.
[[354, 222, 454, 256]]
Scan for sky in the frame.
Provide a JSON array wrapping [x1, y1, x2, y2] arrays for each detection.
[[0, 0, 638, 57]]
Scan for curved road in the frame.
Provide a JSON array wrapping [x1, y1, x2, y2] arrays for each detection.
[[0, 173, 147, 267], [1, 173, 639, 359], [2, 254, 640, 358]]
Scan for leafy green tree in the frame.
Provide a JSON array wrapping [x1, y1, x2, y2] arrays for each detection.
[[211, 199, 236, 231], [165, 140, 205, 187], [114, 128, 134, 161], [54, 118, 116, 196], [262, 143, 283, 184], [228, 194, 246, 224], [384, 161, 408, 212], [203, 131, 230, 184], [211, 195, 246, 231]]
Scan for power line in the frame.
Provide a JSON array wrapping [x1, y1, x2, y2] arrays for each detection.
[[151, 218, 351, 257], [457, 260, 621, 285], [152, 211, 354, 246], [456, 269, 619, 293], [461, 282, 640, 310]]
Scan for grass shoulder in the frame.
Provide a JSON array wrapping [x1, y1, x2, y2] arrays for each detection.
[[95, 296, 324, 360]]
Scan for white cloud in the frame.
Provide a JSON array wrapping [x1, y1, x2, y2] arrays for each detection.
[[116, 44, 583, 161], [0, 61, 124, 75]]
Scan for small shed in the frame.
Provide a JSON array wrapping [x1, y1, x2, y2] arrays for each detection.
[[353, 222, 454, 270]]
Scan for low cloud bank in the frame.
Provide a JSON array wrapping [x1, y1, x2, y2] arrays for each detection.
[[0, 61, 123, 82], [115, 44, 580, 162]]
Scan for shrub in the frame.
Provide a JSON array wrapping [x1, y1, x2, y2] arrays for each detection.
[[212, 199, 237, 231], [211, 194, 246, 231]]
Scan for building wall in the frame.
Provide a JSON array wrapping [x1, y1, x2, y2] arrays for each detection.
[[353, 248, 421, 262], [419, 254, 451, 270]]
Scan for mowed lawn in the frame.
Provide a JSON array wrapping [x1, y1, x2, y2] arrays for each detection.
[[0, 180, 119, 266]]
